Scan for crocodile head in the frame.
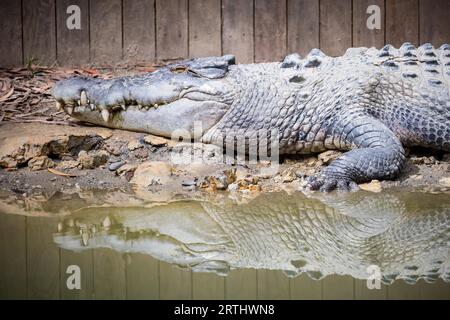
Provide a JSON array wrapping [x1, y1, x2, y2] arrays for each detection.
[[52, 55, 236, 139]]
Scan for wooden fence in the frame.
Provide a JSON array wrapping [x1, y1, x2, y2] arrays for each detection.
[[0, 0, 449, 67]]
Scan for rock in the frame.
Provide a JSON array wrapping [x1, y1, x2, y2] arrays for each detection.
[[132, 147, 150, 159], [359, 180, 382, 193], [117, 163, 137, 176], [130, 161, 173, 187], [280, 170, 297, 183], [104, 140, 125, 156], [144, 135, 168, 147], [235, 167, 251, 181], [248, 184, 262, 192], [0, 122, 111, 168], [181, 178, 198, 187], [108, 161, 125, 171], [28, 156, 54, 171], [410, 156, 437, 165], [295, 170, 308, 179], [304, 156, 320, 167], [56, 160, 80, 170], [318, 150, 342, 165], [201, 169, 236, 191], [442, 153, 450, 162], [227, 183, 239, 191], [78, 150, 109, 169], [438, 177, 450, 187], [128, 140, 142, 151]]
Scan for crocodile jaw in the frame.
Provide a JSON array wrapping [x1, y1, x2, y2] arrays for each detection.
[[66, 99, 229, 139]]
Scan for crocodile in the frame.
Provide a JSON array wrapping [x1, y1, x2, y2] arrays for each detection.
[[52, 43, 450, 191], [52, 191, 450, 285]]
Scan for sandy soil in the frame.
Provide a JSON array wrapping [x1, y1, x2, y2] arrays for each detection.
[[0, 122, 449, 201]]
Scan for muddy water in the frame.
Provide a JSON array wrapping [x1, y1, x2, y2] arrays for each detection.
[[0, 190, 449, 300]]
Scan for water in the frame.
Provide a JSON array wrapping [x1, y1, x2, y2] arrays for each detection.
[[0, 189, 449, 299]]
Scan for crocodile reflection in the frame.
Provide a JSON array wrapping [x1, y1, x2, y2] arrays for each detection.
[[53, 191, 450, 284]]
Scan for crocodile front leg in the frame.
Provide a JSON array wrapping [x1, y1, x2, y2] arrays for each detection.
[[308, 115, 406, 192]]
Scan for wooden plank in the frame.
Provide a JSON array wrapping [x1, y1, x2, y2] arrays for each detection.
[[192, 273, 225, 300], [60, 249, 94, 299], [386, 0, 419, 47], [123, 0, 156, 62], [354, 279, 387, 300], [320, 0, 352, 56], [126, 253, 159, 300], [353, 0, 385, 48], [322, 275, 354, 300], [222, 0, 254, 63], [290, 274, 322, 300], [156, 0, 188, 60], [0, 0, 22, 66], [419, 0, 450, 45], [225, 269, 257, 299], [159, 261, 192, 299], [189, 0, 221, 57], [93, 248, 126, 299], [27, 217, 60, 299], [254, 0, 287, 62], [0, 214, 27, 299], [387, 280, 420, 299], [257, 270, 290, 300], [56, 0, 89, 66], [23, 0, 56, 65], [287, 0, 320, 56], [90, 0, 122, 63], [419, 279, 450, 300]]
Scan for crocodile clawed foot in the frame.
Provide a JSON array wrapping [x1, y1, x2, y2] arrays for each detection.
[[307, 175, 359, 192]]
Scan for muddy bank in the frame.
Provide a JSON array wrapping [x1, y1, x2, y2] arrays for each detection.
[[1, 122, 450, 199]]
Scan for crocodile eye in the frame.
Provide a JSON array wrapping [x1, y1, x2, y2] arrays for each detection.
[[289, 75, 306, 84]]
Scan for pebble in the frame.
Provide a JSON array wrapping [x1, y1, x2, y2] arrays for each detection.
[[318, 150, 342, 165], [109, 161, 125, 171], [144, 135, 168, 147], [128, 140, 142, 151], [181, 178, 198, 187], [227, 183, 239, 191]]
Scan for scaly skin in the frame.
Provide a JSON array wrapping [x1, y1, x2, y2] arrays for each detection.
[[52, 43, 450, 191], [53, 191, 450, 284]]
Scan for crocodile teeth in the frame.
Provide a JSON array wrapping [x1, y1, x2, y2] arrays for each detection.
[[101, 109, 110, 122], [80, 91, 88, 105], [121, 104, 126, 111], [90, 104, 96, 111], [67, 106, 74, 115], [56, 101, 62, 111]]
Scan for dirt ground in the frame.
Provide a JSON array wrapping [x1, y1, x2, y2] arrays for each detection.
[[0, 121, 449, 201], [1, 64, 450, 201]]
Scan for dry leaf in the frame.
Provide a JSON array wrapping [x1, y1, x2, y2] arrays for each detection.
[[48, 168, 77, 177]]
